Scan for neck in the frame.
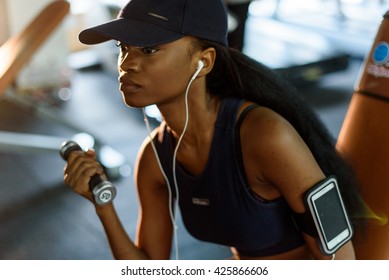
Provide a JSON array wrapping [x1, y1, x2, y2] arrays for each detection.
[[158, 90, 220, 146]]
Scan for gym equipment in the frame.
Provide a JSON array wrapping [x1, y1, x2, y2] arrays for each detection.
[[60, 140, 116, 205], [0, 0, 128, 179], [337, 10, 389, 259]]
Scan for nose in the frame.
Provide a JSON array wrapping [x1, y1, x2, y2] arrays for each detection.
[[118, 48, 140, 73]]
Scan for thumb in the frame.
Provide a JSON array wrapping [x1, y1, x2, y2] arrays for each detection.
[[85, 148, 97, 158]]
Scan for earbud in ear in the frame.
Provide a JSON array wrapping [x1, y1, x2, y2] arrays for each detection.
[[197, 60, 204, 70], [191, 60, 204, 81]]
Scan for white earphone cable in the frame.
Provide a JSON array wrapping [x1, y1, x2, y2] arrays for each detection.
[[142, 63, 201, 260], [143, 108, 179, 259]]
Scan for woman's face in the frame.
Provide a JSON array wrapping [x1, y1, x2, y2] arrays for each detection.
[[117, 37, 199, 108]]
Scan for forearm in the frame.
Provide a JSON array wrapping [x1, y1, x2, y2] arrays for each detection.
[[96, 203, 148, 260], [304, 234, 355, 260], [333, 241, 355, 260]]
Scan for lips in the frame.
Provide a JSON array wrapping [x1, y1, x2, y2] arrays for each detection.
[[118, 76, 141, 92]]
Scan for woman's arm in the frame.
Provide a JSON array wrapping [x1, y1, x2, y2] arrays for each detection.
[[133, 136, 174, 259], [95, 203, 148, 259], [239, 105, 356, 260], [63, 133, 173, 259]]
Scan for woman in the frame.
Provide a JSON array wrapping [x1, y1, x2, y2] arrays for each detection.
[[64, 0, 361, 260]]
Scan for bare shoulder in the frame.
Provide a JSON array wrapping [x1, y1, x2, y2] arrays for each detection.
[[238, 102, 325, 211], [135, 123, 167, 193], [238, 103, 302, 153], [238, 102, 309, 181]]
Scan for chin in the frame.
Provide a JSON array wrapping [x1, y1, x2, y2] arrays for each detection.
[[122, 95, 150, 109]]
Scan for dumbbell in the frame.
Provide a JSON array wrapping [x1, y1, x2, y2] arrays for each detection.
[[60, 140, 116, 205]]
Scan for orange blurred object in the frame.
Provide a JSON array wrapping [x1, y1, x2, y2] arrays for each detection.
[[337, 11, 389, 260]]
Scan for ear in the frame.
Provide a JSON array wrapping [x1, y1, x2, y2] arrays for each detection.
[[197, 47, 216, 77]]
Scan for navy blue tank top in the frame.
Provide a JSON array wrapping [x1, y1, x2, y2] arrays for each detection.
[[155, 97, 305, 257]]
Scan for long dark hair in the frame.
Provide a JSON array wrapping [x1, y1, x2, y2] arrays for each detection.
[[194, 39, 364, 225]]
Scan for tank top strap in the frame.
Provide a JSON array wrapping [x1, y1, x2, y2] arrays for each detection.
[[234, 102, 260, 191], [216, 97, 245, 129]]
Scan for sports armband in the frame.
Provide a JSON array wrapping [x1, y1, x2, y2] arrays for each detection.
[[293, 176, 353, 255]]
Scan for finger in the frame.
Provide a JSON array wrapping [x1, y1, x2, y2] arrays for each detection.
[[65, 160, 104, 188], [65, 152, 100, 178], [65, 150, 86, 173], [85, 148, 96, 158], [64, 167, 97, 203], [65, 163, 102, 192]]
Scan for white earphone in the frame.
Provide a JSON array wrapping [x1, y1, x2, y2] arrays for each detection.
[[198, 59, 204, 69], [142, 59, 205, 260], [190, 60, 204, 81]]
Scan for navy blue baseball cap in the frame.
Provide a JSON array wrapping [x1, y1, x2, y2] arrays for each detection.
[[79, 0, 228, 47]]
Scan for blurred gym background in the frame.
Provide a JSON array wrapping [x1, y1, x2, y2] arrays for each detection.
[[0, 0, 386, 259]]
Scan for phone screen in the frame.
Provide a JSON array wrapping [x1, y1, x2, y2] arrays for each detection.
[[314, 184, 349, 242], [311, 181, 352, 253]]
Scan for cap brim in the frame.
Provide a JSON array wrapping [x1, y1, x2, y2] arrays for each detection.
[[79, 18, 184, 47]]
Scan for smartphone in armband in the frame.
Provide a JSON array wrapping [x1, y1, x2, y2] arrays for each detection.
[[304, 176, 353, 255]]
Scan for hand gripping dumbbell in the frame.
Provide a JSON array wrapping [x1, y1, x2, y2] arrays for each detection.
[[60, 140, 117, 205]]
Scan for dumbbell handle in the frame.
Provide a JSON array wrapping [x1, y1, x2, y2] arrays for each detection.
[[60, 140, 116, 205]]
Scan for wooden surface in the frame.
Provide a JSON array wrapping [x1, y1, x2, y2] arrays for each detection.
[[0, 0, 70, 94]]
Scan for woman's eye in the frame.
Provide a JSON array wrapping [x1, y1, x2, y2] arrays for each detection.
[[141, 47, 158, 55], [116, 42, 158, 55]]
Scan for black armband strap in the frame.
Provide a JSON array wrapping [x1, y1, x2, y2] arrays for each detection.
[[292, 210, 319, 238], [292, 176, 353, 256]]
